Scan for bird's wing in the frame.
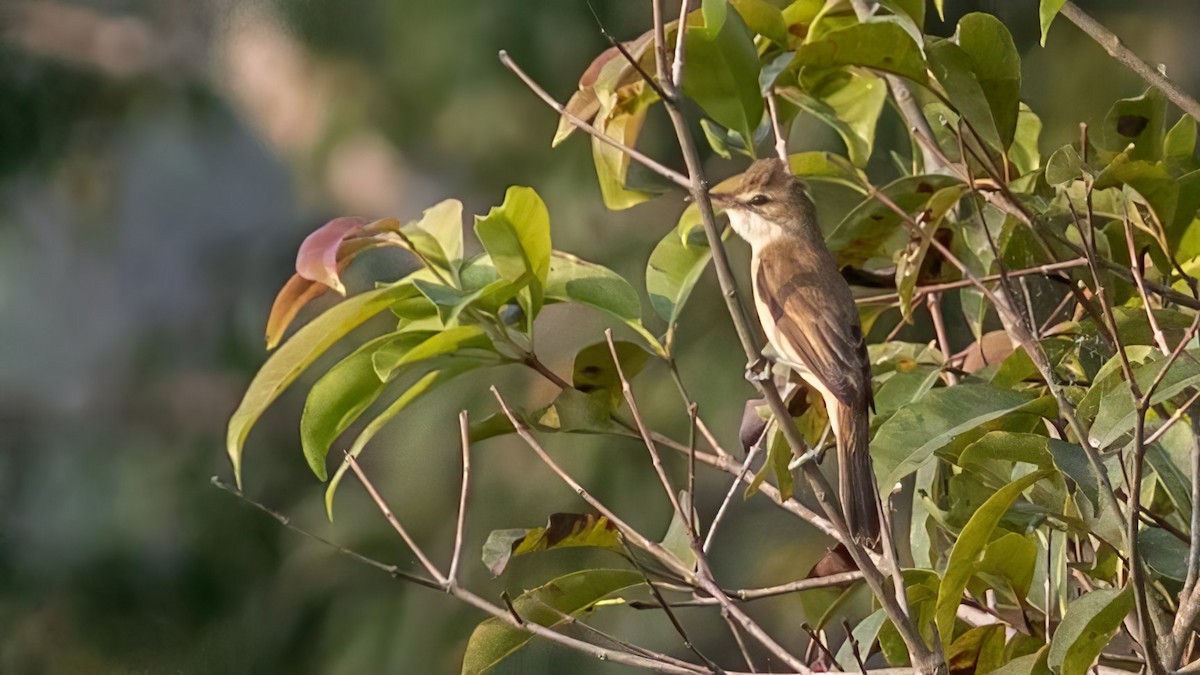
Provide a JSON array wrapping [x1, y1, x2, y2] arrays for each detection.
[[755, 242, 871, 409]]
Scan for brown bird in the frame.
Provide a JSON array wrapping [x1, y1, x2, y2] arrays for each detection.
[[711, 158, 880, 545]]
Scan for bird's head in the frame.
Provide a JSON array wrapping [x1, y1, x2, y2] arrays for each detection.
[[709, 158, 816, 248]]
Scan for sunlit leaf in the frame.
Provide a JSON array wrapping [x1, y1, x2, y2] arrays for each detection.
[[989, 647, 1050, 675], [1047, 587, 1133, 675], [535, 388, 624, 434], [546, 252, 664, 356], [978, 532, 1038, 600], [872, 384, 1039, 490], [947, 625, 1008, 675], [265, 274, 332, 350], [954, 13, 1021, 148], [895, 185, 969, 322], [730, 0, 788, 45], [460, 570, 643, 675], [1089, 348, 1200, 448], [572, 340, 652, 406], [683, 0, 764, 147], [1099, 87, 1166, 162], [646, 220, 713, 352], [828, 174, 964, 269], [300, 330, 435, 480], [778, 71, 887, 167], [482, 513, 621, 576], [1039, 0, 1068, 46], [1093, 155, 1179, 227], [226, 282, 418, 488], [794, 20, 928, 84], [935, 470, 1052, 643], [1165, 114, 1198, 175]]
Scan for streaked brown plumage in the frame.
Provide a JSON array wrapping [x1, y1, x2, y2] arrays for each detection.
[[713, 158, 879, 544]]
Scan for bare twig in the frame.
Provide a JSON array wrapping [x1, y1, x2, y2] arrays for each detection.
[[1059, 1, 1200, 123], [497, 51, 690, 190], [213, 478, 705, 674], [704, 429, 764, 553], [211, 477, 442, 591], [606, 329, 689, 532], [345, 455, 447, 585], [448, 410, 471, 586], [854, 258, 1089, 306], [491, 386, 694, 578]]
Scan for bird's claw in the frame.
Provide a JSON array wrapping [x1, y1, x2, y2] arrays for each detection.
[[744, 357, 773, 383]]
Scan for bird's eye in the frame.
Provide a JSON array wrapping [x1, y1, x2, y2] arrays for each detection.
[[748, 194, 770, 206]]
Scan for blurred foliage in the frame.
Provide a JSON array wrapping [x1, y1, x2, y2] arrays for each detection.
[[4, 0, 1200, 673]]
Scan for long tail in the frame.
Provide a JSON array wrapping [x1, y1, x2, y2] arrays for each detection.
[[836, 399, 880, 546]]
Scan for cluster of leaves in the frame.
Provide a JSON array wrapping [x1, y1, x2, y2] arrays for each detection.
[[226, 0, 1200, 672]]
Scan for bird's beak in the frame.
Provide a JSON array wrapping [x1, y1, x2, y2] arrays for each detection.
[[707, 190, 735, 207]]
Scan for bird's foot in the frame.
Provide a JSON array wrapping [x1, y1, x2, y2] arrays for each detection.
[[744, 357, 773, 383]]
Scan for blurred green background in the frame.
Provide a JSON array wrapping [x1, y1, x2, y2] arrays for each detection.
[[2, 1, 1197, 672]]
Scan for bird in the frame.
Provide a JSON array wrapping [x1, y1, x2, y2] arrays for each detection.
[[710, 158, 880, 545]]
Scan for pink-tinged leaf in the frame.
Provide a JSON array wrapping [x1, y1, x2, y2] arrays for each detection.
[[267, 221, 406, 349], [296, 216, 369, 295], [265, 274, 329, 350]]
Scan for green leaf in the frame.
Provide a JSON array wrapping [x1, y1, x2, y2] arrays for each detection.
[[978, 532, 1038, 600], [475, 186, 551, 286], [592, 81, 659, 210], [546, 252, 664, 356], [1140, 527, 1189, 582], [324, 365, 476, 519], [1100, 88, 1166, 162], [646, 221, 712, 351], [872, 385, 1039, 490], [1045, 145, 1087, 186], [935, 470, 1052, 644], [1165, 114, 1198, 175], [947, 625, 1008, 675], [880, 0, 925, 31], [371, 325, 498, 380], [572, 340, 652, 406], [778, 71, 887, 167], [828, 174, 964, 267], [955, 13, 1021, 148], [927, 38, 1003, 151], [226, 282, 418, 488], [835, 607, 887, 667], [535, 388, 625, 434], [1039, 0, 1068, 45], [300, 330, 436, 480], [787, 151, 869, 191], [1094, 155, 1179, 227], [730, 0, 788, 45], [1011, 104, 1044, 175], [1047, 587, 1133, 675], [1089, 348, 1200, 448], [460, 569, 643, 675], [658, 490, 697, 570], [989, 647, 1051, 675], [683, 0, 763, 147], [407, 199, 464, 276], [481, 513, 621, 576], [895, 185, 969, 322], [794, 20, 929, 84]]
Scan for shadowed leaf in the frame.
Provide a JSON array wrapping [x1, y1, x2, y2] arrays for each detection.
[[482, 513, 622, 576], [460, 570, 643, 675]]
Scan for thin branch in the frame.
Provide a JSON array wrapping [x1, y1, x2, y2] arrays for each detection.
[[497, 51, 690, 190], [854, 258, 1089, 306], [448, 410, 471, 586], [704, 429, 764, 553], [345, 455, 447, 585], [620, 538, 721, 672], [490, 386, 694, 579], [1059, 1, 1200, 123], [211, 477, 442, 591], [1144, 389, 1200, 446], [606, 329, 689, 532], [213, 479, 704, 674]]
